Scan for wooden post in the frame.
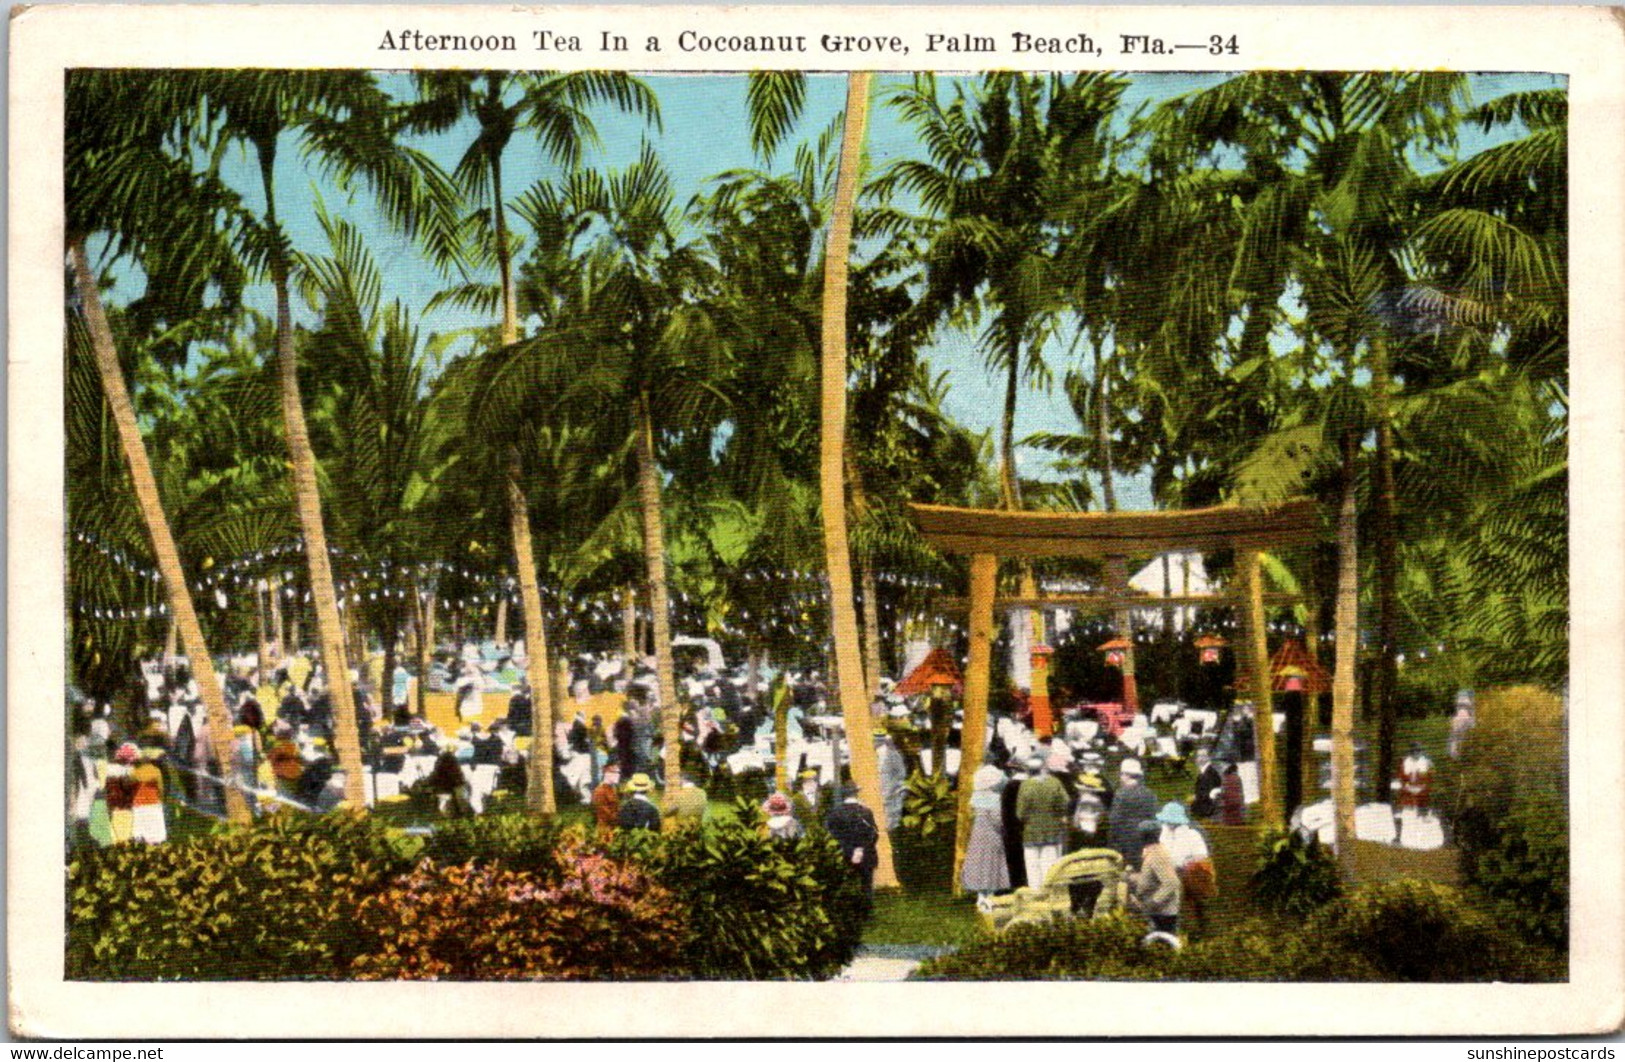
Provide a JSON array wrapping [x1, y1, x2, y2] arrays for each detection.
[[1104, 557, 1139, 715], [1020, 568, 1050, 736], [1241, 549, 1280, 827], [952, 552, 999, 894]]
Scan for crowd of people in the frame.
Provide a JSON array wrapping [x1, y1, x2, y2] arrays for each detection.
[[67, 639, 1473, 947]]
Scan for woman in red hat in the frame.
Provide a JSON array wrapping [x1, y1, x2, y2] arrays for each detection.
[[104, 743, 139, 844]]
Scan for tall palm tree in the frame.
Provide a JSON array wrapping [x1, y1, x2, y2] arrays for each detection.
[[197, 69, 462, 808], [1147, 72, 1471, 802], [65, 70, 253, 824], [482, 148, 726, 794], [746, 72, 900, 887], [297, 206, 457, 721], [404, 72, 657, 815], [878, 73, 1128, 512]]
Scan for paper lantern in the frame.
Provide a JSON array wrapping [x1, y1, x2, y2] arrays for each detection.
[[1195, 634, 1228, 665], [1098, 636, 1131, 669]]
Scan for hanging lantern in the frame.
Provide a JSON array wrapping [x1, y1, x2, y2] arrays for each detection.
[[1098, 636, 1130, 669], [1195, 633, 1228, 665], [1279, 665, 1308, 693]]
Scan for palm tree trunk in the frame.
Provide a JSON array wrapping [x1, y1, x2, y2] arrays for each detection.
[[70, 238, 250, 825], [846, 451, 883, 699], [1331, 434, 1361, 882], [859, 561, 884, 700], [1095, 337, 1118, 512], [288, 608, 300, 660], [1240, 549, 1280, 827], [820, 70, 897, 888], [413, 583, 434, 721], [254, 137, 367, 809], [494, 593, 508, 647], [507, 455, 556, 816], [1000, 344, 1023, 510], [772, 676, 790, 793], [255, 582, 269, 688], [635, 390, 682, 790], [269, 576, 285, 662], [745, 641, 761, 707], [621, 586, 637, 681], [489, 130, 519, 347], [1370, 330, 1400, 805]]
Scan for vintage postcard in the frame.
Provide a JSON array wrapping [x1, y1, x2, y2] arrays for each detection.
[[9, 3, 1624, 1040]]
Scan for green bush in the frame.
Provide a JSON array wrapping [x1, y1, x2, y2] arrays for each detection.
[[1469, 790, 1568, 948], [351, 840, 686, 981], [1445, 686, 1568, 950], [419, 813, 566, 877], [1250, 827, 1343, 917], [913, 884, 1562, 983], [67, 812, 414, 980], [914, 913, 1172, 981], [1306, 879, 1561, 982], [611, 817, 859, 980], [901, 771, 955, 839], [1172, 918, 1383, 982]]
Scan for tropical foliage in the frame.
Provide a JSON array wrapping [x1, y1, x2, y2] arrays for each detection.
[[66, 71, 1565, 920]]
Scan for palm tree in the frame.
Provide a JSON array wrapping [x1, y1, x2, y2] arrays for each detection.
[[404, 72, 658, 815], [1146, 72, 1472, 802], [65, 70, 253, 824], [742, 71, 903, 886], [297, 206, 457, 725], [196, 69, 462, 808], [877, 73, 1129, 513]]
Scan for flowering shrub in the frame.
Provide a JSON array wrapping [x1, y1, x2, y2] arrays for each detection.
[[67, 812, 415, 980], [351, 837, 685, 981]]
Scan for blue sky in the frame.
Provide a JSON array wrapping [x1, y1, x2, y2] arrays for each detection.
[[193, 71, 1561, 510]]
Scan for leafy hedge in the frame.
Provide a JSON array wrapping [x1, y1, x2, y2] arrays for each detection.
[[352, 840, 686, 981], [1250, 827, 1343, 917], [419, 813, 566, 877], [70, 810, 868, 982], [609, 816, 866, 980], [1444, 686, 1568, 949], [915, 913, 1170, 981], [915, 880, 1561, 983], [68, 812, 415, 980]]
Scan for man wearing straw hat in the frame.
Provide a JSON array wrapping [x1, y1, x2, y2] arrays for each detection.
[[618, 773, 662, 831]]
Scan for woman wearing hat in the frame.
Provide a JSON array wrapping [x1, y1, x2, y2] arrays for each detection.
[[762, 791, 803, 841], [618, 773, 662, 831], [1158, 802, 1215, 936], [104, 743, 140, 845], [960, 765, 1010, 908], [1126, 819, 1181, 935], [123, 748, 167, 845]]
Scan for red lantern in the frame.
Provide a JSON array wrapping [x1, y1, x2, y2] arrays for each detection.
[[1098, 636, 1130, 669], [1195, 634, 1228, 666]]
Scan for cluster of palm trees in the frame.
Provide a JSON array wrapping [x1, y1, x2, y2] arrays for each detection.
[[68, 70, 1563, 886]]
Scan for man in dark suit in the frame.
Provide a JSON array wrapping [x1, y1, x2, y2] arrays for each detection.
[[617, 773, 662, 831], [507, 680, 533, 737], [825, 784, 880, 900]]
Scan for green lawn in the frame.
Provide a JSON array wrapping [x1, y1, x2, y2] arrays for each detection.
[[863, 889, 982, 949]]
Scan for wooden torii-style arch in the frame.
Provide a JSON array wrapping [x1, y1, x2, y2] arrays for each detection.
[[908, 498, 1323, 849]]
